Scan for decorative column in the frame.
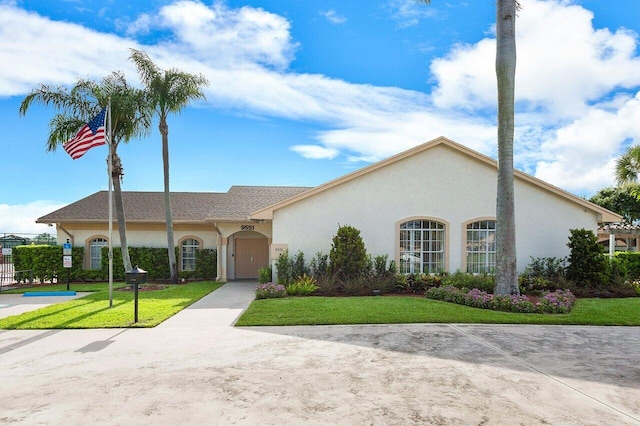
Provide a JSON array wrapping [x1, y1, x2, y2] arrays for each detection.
[[217, 237, 228, 282]]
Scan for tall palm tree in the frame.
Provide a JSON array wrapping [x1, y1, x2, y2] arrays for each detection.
[[420, 0, 520, 295], [129, 49, 209, 284], [615, 145, 640, 184], [19, 71, 152, 273]]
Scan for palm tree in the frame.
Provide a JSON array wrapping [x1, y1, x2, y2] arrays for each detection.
[[129, 49, 209, 284], [420, 1, 520, 295], [19, 72, 152, 273], [615, 145, 640, 184]]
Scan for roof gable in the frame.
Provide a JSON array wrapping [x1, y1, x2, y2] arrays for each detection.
[[250, 136, 622, 223]]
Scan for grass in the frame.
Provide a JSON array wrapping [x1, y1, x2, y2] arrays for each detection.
[[0, 281, 222, 329], [235, 296, 640, 326]]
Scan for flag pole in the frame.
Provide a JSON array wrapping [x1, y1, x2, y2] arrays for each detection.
[[107, 99, 114, 308]]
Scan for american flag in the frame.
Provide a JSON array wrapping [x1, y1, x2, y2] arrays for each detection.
[[63, 107, 107, 160]]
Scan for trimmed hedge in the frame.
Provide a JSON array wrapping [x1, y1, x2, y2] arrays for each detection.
[[12, 245, 216, 283], [615, 252, 640, 280]]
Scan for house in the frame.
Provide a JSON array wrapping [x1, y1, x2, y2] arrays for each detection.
[[37, 136, 621, 280]]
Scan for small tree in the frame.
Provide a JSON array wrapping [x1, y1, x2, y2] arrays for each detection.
[[566, 229, 609, 287], [329, 225, 368, 280]]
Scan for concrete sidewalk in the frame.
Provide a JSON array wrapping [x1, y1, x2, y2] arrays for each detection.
[[0, 282, 639, 425], [158, 280, 256, 328]]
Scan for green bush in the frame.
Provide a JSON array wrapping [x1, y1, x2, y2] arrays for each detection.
[[13, 245, 84, 283], [395, 273, 443, 294], [442, 271, 494, 293], [309, 252, 329, 278], [258, 266, 272, 284], [290, 251, 310, 279], [566, 229, 609, 287], [286, 274, 319, 296], [329, 224, 368, 280], [614, 252, 640, 280], [519, 257, 567, 294], [275, 249, 291, 285]]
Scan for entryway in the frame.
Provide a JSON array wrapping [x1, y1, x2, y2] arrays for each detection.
[[234, 237, 269, 279]]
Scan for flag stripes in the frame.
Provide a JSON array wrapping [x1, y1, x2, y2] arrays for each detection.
[[63, 107, 107, 160]]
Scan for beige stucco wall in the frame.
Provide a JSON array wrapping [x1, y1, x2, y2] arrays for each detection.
[[272, 144, 599, 273]]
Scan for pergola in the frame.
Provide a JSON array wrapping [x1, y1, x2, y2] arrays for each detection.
[[598, 223, 640, 256]]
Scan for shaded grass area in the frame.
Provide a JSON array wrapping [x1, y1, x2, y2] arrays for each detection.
[[0, 281, 222, 329], [235, 296, 640, 326]]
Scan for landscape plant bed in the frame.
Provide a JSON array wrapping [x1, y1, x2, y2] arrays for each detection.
[[0, 281, 222, 329]]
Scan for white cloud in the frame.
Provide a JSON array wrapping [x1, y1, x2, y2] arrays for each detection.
[[290, 145, 339, 160], [0, 201, 66, 235], [156, 0, 297, 70], [427, 0, 640, 194], [1, 0, 640, 198], [320, 9, 346, 25], [386, 0, 437, 28], [0, 4, 136, 96]]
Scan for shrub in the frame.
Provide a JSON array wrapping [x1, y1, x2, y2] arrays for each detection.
[[329, 225, 368, 280], [633, 281, 640, 296], [309, 252, 329, 279], [255, 282, 286, 299], [396, 273, 442, 294], [442, 271, 494, 293], [566, 229, 609, 287], [519, 256, 567, 294], [426, 286, 576, 314], [291, 251, 310, 279], [275, 250, 291, 285], [258, 266, 272, 284], [286, 274, 319, 296], [615, 252, 640, 280]]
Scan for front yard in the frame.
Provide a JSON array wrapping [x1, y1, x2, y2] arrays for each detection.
[[235, 295, 640, 326], [0, 281, 222, 329]]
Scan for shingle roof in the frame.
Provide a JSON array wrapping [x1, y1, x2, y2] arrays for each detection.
[[36, 186, 311, 224]]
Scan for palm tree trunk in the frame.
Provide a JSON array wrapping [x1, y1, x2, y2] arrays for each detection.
[[111, 149, 132, 272], [161, 120, 178, 283], [494, 0, 519, 295]]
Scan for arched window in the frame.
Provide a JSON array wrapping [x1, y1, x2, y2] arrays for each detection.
[[89, 238, 108, 270], [466, 220, 496, 274], [399, 220, 445, 274], [181, 238, 200, 271]]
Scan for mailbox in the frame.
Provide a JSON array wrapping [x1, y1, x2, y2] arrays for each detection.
[[125, 265, 148, 288]]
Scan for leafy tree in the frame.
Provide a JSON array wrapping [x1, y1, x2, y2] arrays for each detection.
[[589, 185, 640, 223], [566, 229, 609, 287], [129, 49, 209, 283], [19, 72, 151, 272], [419, 0, 520, 295], [329, 225, 368, 280], [615, 145, 640, 184]]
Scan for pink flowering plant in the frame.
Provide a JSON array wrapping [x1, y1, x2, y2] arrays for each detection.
[[426, 286, 576, 314], [255, 282, 287, 299]]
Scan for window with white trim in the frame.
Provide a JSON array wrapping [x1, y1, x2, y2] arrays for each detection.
[[89, 238, 107, 270], [399, 220, 445, 273], [466, 220, 496, 274], [181, 238, 200, 271]]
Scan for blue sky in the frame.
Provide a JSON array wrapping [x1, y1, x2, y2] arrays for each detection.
[[1, 0, 640, 235]]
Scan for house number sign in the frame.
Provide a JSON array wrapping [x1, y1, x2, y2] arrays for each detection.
[[241, 225, 255, 231]]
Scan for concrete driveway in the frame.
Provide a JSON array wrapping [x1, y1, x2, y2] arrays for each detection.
[[0, 282, 638, 425]]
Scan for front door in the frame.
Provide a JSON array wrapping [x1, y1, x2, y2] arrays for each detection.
[[235, 238, 269, 279]]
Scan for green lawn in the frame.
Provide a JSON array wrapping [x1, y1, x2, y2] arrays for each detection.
[[0, 281, 222, 329], [235, 296, 640, 326]]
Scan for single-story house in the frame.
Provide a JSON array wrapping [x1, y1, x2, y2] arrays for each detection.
[[37, 136, 622, 281]]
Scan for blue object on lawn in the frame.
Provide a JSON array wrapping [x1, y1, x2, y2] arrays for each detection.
[[23, 291, 77, 297]]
